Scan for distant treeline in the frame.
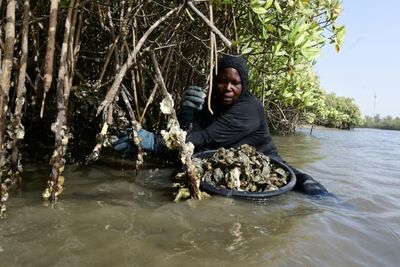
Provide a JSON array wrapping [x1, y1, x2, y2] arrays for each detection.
[[305, 94, 400, 132], [307, 92, 362, 130], [361, 115, 400, 131]]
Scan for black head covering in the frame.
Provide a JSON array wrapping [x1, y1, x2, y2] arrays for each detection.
[[215, 54, 249, 94], [207, 54, 250, 114]]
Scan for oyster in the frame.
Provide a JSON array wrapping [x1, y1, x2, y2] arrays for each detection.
[[212, 168, 224, 185], [194, 144, 289, 192]]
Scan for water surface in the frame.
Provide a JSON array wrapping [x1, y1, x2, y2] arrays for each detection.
[[1, 127, 399, 266]]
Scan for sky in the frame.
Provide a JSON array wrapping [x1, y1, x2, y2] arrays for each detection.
[[314, 0, 400, 118]]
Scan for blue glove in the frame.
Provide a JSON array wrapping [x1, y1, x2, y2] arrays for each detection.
[[112, 133, 136, 158], [137, 129, 155, 151], [179, 86, 206, 126], [112, 129, 156, 156]]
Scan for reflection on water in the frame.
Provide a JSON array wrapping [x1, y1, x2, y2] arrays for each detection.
[[272, 131, 324, 167], [1, 127, 400, 266]]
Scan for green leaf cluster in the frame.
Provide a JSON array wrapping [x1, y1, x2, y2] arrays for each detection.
[[316, 93, 362, 129], [232, 0, 347, 133]]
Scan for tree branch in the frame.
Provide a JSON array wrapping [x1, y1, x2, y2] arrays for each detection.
[[187, 0, 232, 48]]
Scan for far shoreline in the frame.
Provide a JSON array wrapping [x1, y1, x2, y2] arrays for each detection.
[[298, 124, 400, 132]]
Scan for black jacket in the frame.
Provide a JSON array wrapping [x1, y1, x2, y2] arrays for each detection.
[[187, 92, 280, 158]]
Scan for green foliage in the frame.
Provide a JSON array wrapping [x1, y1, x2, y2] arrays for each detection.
[[232, 0, 346, 133], [316, 93, 362, 129]]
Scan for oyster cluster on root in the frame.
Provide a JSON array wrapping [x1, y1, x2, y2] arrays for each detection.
[[194, 144, 289, 192]]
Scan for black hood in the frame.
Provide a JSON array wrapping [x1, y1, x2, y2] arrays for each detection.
[[209, 54, 250, 113], [214, 54, 249, 95]]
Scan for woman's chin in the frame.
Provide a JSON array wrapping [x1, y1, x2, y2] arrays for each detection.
[[221, 98, 233, 106]]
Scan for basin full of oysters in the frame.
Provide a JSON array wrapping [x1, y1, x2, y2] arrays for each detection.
[[193, 144, 296, 198]]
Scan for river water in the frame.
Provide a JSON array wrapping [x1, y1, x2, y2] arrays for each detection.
[[1, 127, 399, 266]]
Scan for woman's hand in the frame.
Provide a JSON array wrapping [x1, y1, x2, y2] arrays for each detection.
[[112, 129, 156, 157]]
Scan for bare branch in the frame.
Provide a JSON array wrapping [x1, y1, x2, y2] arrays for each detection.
[[150, 50, 201, 199], [10, 0, 30, 182], [187, 1, 232, 48], [0, 0, 16, 218], [96, 5, 182, 117], [40, 0, 59, 118]]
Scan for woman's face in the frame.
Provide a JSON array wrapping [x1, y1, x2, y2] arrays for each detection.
[[216, 67, 243, 106]]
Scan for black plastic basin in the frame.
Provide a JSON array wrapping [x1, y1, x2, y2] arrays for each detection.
[[193, 150, 296, 200]]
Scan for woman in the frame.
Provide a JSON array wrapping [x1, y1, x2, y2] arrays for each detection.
[[114, 54, 329, 195]]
